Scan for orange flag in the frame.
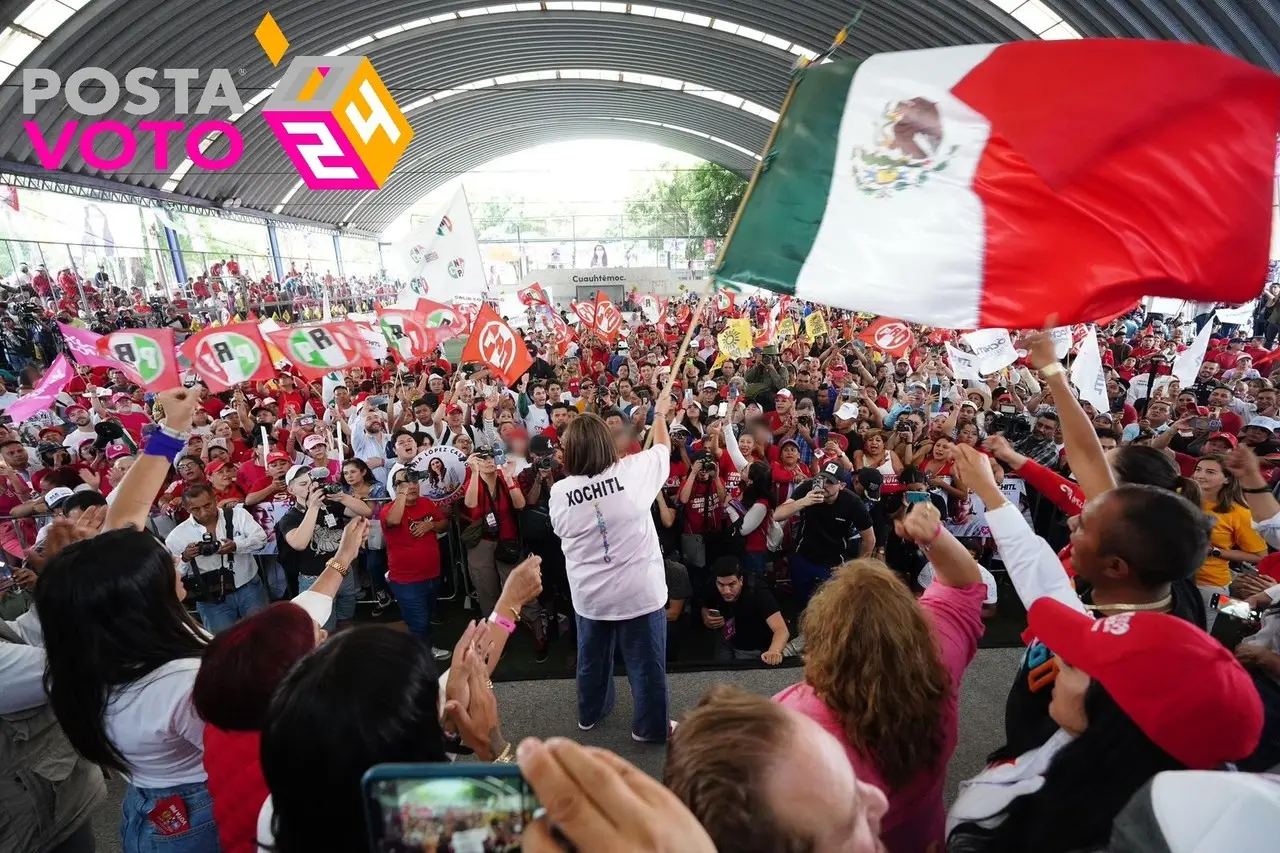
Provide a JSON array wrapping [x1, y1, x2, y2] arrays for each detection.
[[461, 305, 534, 386]]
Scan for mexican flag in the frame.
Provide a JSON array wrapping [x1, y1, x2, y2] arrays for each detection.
[[716, 40, 1280, 330]]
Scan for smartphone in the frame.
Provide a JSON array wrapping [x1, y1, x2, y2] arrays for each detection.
[[905, 491, 931, 505], [707, 609, 722, 619], [560, 392, 572, 403], [816, 425, 830, 446], [361, 764, 540, 853], [729, 385, 739, 400], [1190, 416, 1210, 431], [0, 558, 14, 596], [494, 447, 507, 466], [1207, 593, 1262, 649]]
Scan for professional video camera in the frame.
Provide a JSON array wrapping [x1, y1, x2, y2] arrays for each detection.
[[401, 468, 427, 483]]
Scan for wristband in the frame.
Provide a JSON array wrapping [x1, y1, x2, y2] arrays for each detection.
[[143, 430, 187, 463], [1242, 485, 1272, 494], [159, 424, 190, 441], [488, 612, 517, 634], [1040, 362, 1065, 379], [919, 523, 944, 550]]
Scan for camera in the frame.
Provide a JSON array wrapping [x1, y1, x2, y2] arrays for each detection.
[[197, 534, 219, 557], [696, 451, 717, 471], [319, 481, 344, 495], [402, 468, 427, 483], [535, 455, 558, 470]]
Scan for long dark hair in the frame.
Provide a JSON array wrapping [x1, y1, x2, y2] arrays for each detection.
[[342, 457, 375, 487], [35, 528, 207, 773], [741, 460, 775, 509], [962, 683, 1183, 853], [1110, 444, 1201, 506], [261, 626, 447, 853]]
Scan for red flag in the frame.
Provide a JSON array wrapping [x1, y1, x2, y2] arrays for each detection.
[[451, 300, 482, 334], [570, 299, 596, 328], [414, 298, 463, 334], [550, 312, 577, 356], [518, 282, 549, 307], [264, 321, 377, 381], [376, 308, 434, 361], [96, 328, 182, 392], [1, 185, 18, 212], [592, 291, 623, 344], [180, 322, 277, 392], [462, 305, 534, 386], [859, 318, 916, 359]]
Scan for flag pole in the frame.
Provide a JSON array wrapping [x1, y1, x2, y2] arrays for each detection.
[[642, 12, 861, 448]]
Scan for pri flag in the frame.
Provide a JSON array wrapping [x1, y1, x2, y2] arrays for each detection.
[[265, 321, 377, 381], [859, 318, 915, 358], [592, 291, 623, 344], [570, 300, 596, 328], [377, 309, 434, 361], [518, 282, 550, 307], [181, 323, 277, 392], [57, 322, 129, 369], [414, 298, 465, 339], [6, 354, 73, 424], [393, 186, 488, 301], [715, 41, 1280, 328], [97, 329, 182, 392], [639, 293, 664, 324], [462, 305, 534, 386]]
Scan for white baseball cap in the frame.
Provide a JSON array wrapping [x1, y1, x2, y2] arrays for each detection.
[[835, 402, 859, 421], [776, 388, 794, 398], [44, 487, 75, 509]]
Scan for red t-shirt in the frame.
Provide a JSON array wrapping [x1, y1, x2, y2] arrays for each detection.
[[380, 498, 445, 583], [681, 478, 724, 534], [463, 471, 520, 541], [114, 412, 151, 443], [214, 484, 246, 504], [201, 398, 227, 419], [275, 391, 305, 416], [716, 450, 743, 500]]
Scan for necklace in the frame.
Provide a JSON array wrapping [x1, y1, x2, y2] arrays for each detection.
[[1089, 595, 1173, 614]]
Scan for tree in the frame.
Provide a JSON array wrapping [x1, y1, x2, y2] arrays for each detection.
[[623, 162, 747, 243]]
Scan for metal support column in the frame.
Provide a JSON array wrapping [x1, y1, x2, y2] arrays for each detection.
[[267, 223, 284, 282], [163, 226, 185, 289], [333, 234, 344, 277]]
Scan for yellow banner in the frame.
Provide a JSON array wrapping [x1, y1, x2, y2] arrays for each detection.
[[717, 318, 753, 359], [804, 311, 829, 341], [777, 317, 797, 339]]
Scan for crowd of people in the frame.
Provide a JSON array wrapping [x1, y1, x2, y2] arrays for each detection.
[[2, 276, 1280, 853]]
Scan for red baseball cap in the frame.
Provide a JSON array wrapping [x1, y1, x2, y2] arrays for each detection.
[[1207, 432, 1238, 448], [1028, 599, 1262, 769], [205, 460, 233, 475], [267, 451, 291, 465]]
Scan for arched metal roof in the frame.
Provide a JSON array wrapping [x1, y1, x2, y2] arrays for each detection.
[[0, 1, 1275, 233]]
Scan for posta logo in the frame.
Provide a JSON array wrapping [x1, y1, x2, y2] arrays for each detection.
[[20, 12, 412, 191]]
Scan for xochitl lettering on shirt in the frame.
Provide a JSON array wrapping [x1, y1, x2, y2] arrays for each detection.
[[550, 445, 670, 622]]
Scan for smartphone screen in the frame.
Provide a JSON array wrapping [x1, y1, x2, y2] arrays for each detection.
[[905, 491, 931, 505], [362, 764, 540, 852], [816, 426, 830, 446]]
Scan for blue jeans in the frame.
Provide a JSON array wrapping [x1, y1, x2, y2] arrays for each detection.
[[193, 577, 268, 634], [119, 780, 218, 853], [576, 608, 669, 742], [743, 550, 768, 578], [297, 568, 357, 632], [365, 548, 391, 596], [389, 577, 439, 644], [790, 553, 833, 615]]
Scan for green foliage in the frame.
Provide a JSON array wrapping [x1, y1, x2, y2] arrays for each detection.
[[623, 162, 746, 244]]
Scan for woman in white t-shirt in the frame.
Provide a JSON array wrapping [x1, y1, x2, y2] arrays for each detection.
[[550, 398, 673, 743], [34, 528, 219, 853]]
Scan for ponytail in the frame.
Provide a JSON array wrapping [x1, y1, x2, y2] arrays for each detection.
[[1176, 476, 1202, 507]]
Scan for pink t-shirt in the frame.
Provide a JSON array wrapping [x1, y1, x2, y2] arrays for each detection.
[[775, 582, 986, 853]]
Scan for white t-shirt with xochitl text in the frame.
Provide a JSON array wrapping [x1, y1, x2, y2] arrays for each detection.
[[550, 445, 669, 621]]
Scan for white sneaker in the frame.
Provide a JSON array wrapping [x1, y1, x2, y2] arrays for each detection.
[[578, 720, 596, 731], [431, 646, 452, 661]]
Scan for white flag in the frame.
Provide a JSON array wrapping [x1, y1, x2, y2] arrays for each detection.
[[961, 328, 1019, 375], [1049, 326, 1074, 359], [945, 343, 983, 381], [392, 186, 487, 303], [1215, 303, 1254, 325], [1171, 320, 1214, 386], [1070, 327, 1109, 412]]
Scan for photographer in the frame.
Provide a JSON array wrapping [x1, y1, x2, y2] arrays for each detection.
[[277, 466, 356, 630], [165, 483, 268, 633], [774, 461, 876, 613], [519, 434, 571, 654], [678, 449, 728, 588]]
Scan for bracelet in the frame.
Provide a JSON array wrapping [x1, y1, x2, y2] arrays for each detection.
[[919, 522, 944, 550], [1040, 362, 1065, 379], [493, 742, 515, 764], [488, 612, 517, 634], [324, 557, 351, 577], [143, 430, 187, 463], [158, 424, 190, 441], [1243, 485, 1272, 494]]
